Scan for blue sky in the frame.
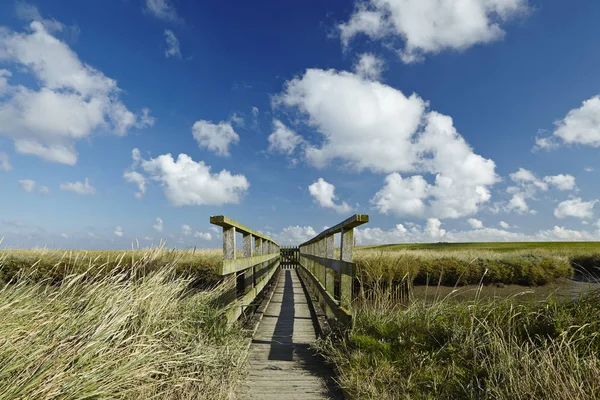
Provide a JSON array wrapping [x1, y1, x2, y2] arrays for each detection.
[[1, 0, 600, 249]]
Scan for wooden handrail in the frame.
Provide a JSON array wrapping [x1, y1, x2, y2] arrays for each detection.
[[297, 214, 369, 326], [210, 215, 280, 324], [299, 214, 368, 247]]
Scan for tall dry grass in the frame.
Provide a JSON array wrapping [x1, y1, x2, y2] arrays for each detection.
[[316, 285, 600, 399], [0, 247, 247, 400], [353, 248, 576, 287]]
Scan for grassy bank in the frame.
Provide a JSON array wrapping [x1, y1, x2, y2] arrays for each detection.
[[353, 243, 600, 287], [318, 289, 600, 399], [0, 249, 247, 400], [0, 248, 223, 286]]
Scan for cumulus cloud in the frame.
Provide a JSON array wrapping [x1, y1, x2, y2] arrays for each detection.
[[275, 68, 498, 219], [499, 221, 510, 229], [0, 152, 12, 171], [467, 218, 484, 229], [272, 225, 317, 245], [123, 171, 146, 199], [181, 224, 192, 235], [554, 198, 597, 219], [164, 29, 181, 58], [536, 96, 600, 149], [59, 178, 96, 195], [125, 149, 249, 206], [355, 220, 600, 245], [339, 0, 528, 63], [192, 120, 240, 156], [38, 185, 50, 195], [153, 217, 163, 232], [308, 178, 353, 214], [0, 20, 153, 165], [267, 120, 304, 155], [145, 0, 179, 22], [354, 53, 385, 80], [194, 231, 212, 240], [114, 226, 123, 237], [503, 168, 577, 214], [18, 179, 35, 192]]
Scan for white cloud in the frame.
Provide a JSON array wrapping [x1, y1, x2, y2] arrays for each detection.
[[192, 120, 240, 156], [18, 179, 35, 192], [267, 120, 304, 155], [0, 21, 151, 165], [194, 231, 212, 240], [339, 0, 528, 63], [275, 68, 498, 219], [15, 2, 79, 39], [536, 96, 600, 149], [554, 198, 597, 219], [356, 220, 599, 245], [585, 167, 594, 173], [308, 178, 353, 214], [181, 224, 192, 235], [145, 0, 179, 22], [467, 218, 484, 229], [354, 53, 385, 80], [114, 226, 123, 237], [38, 185, 49, 195], [543, 174, 576, 191], [503, 168, 577, 214], [499, 221, 510, 229], [0, 152, 11, 171], [164, 29, 181, 58], [153, 217, 163, 232], [210, 226, 220, 233], [128, 151, 249, 206], [59, 178, 96, 195], [60, 233, 68, 239], [124, 171, 146, 199], [273, 226, 317, 245]]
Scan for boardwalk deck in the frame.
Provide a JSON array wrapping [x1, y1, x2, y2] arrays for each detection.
[[242, 269, 343, 399]]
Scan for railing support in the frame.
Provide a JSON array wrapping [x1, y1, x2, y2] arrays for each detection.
[[297, 214, 369, 326]]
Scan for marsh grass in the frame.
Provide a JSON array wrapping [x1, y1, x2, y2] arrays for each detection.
[[353, 248, 584, 287], [0, 247, 223, 287], [317, 284, 600, 399], [0, 248, 247, 400]]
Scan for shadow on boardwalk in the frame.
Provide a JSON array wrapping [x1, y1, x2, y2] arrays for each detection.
[[243, 269, 344, 399]]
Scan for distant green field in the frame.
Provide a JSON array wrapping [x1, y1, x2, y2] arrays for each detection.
[[361, 241, 600, 252]]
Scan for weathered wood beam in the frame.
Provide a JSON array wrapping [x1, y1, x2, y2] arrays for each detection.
[[210, 215, 278, 245], [299, 214, 368, 247], [221, 253, 279, 275]]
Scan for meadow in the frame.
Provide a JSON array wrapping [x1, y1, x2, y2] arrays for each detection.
[[318, 242, 600, 399], [2, 242, 600, 399], [0, 247, 245, 400]]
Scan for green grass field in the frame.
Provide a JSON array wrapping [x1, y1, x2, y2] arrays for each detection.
[[361, 241, 600, 252], [2, 242, 600, 399]]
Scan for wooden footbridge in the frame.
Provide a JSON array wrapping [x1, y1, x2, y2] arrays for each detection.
[[209, 214, 369, 399]]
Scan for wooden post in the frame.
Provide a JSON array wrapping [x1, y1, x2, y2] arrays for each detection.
[[243, 233, 253, 295], [223, 226, 236, 261], [325, 234, 335, 300], [340, 227, 354, 309], [254, 237, 263, 285]]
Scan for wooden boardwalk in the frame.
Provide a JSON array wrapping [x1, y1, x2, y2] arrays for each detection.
[[242, 269, 343, 399]]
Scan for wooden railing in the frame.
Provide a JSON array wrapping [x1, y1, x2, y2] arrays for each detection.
[[210, 215, 280, 323], [297, 214, 369, 326]]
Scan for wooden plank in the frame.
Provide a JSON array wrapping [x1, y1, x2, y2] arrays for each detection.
[[210, 215, 279, 245], [242, 270, 341, 399], [299, 214, 368, 246], [222, 253, 279, 275], [298, 253, 354, 275]]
